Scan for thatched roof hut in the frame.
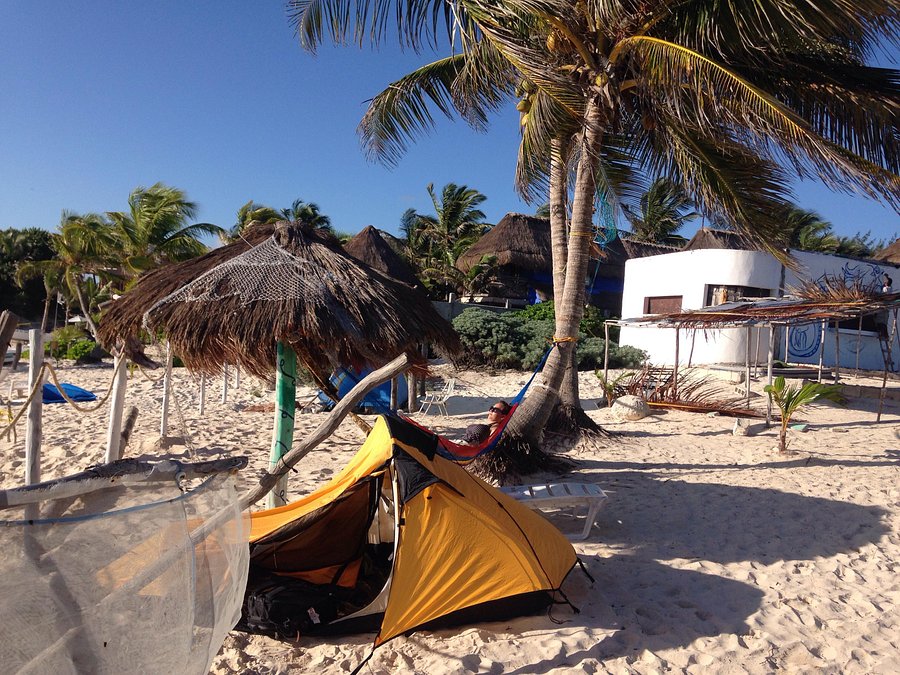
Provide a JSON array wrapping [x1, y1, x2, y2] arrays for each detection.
[[684, 227, 754, 251], [456, 213, 551, 276], [137, 222, 459, 378], [343, 226, 421, 287], [98, 222, 276, 365], [873, 239, 900, 264]]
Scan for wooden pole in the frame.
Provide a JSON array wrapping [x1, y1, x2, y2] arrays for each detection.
[[754, 326, 762, 377], [267, 342, 297, 508], [687, 329, 697, 368], [390, 377, 398, 410], [24, 329, 43, 486], [817, 321, 826, 383], [877, 310, 898, 422], [234, 365, 240, 389], [242, 353, 411, 509], [406, 372, 417, 414], [834, 322, 841, 384], [673, 327, 680, 399], [104, 354, 128, 463], [855, 315, 862, 376], [221, 364, 229, 403], [745, 325, 752, 406], [159, 341, 173, 439], [766, 324, 775, 427], [783, 326, 790, 365], [603, 321, 610, 384], [199, 372, 206, 415]]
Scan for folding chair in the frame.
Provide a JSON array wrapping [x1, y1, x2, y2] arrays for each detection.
[[499, 482, 609, 541], [417, 378, 455, 416]]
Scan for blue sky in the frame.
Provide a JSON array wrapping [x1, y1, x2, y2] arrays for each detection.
[[1, 1, 897, 245]]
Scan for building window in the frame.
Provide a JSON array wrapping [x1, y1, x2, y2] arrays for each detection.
[[644, 295, 683, 314], [706, 285, 772, 306]]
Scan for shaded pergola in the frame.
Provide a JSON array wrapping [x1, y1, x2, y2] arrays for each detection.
[[100, 221, 460, 505], [614, 289, 900, 423]]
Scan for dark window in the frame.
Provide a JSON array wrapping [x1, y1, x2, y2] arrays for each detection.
[[644, 295, 683, 314], [706, 285, 772, 306]]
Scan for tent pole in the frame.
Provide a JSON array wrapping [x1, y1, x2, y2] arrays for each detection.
[[159, 341, 173, 440], [766, 324, 775, 428], [745, 325, 751, 406], [104, 353, 128, 463], [267, 341, 296, 508], [817, 321, 826, 383], [25, 329, 43, 486], [242, 353, 412, 509]]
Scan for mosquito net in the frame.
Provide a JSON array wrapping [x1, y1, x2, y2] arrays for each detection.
[[0, 462, 249, 674]]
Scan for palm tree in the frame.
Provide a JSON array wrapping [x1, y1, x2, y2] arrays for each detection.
[[223, 200, 283, 242], [106, 183, 224, 278], [290, 0, 900, 455], [784, 207, 839, 252], [403, 183, 489, 298], [764, 376, 844, 453], [281, 198, 333, 233], [624, 178, 697, 244]]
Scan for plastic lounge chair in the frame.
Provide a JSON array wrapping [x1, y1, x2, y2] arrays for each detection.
[[418, 378, 455, 416], [499, 482, 609, 541]]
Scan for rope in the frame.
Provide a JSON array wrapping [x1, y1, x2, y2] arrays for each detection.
[[137, 365, 166, 383], [44, 359, 124, 412], [551, 336, 578, 343]]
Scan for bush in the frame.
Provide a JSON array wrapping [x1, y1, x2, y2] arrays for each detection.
[[45, 326, 88, 359], [517, 301, 619, 341], [66, 339, 96, 362]]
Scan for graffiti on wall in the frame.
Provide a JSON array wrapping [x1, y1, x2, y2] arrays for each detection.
[[813, 261, 885, 290], [788, 324, 821, 358]]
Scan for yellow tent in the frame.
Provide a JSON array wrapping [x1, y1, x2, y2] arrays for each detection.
[[240, 415, 577, 648]]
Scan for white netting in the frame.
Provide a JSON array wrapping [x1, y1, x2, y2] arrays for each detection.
[[145, 236, 322, 314], [0, 472, 249, 674]]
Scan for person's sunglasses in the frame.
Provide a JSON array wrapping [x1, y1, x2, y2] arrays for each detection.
[[489, 407, 506, 414]]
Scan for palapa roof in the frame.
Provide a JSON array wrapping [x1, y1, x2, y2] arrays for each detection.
[[456, 213, 551, 274], [873, 239, 900, 264], [684, 227, 756, 251], [136, 222, 459, 378], [343, 226, 421, 287]]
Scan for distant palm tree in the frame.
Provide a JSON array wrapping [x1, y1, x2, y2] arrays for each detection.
[[403, 183, 489, 298], [625, 178, 697, 244], [106, 183, 224, 278], [281, 199, 333, 233], [223, 200, 283, 242], [784, 207, 839, 252]]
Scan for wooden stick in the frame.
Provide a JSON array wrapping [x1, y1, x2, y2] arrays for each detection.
[[817, 320, 826, 383], [104, 354, 128, 463], [199, 372, 206, 415], [766, 324, 775, 427], [745, 325, 751, 406], [221, 364, 229, 403], [673, 327, 680, 399], [25, 329, 43, 486], [603, 321, 610, 384], [159, 341, 173, 439], [267, 342, 296, 508], [241, 352, 411, 509]]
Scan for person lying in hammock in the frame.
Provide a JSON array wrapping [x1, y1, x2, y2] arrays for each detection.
[[462, 401, 511, 444]]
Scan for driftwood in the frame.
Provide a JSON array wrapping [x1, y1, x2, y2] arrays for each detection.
[[240, 352, 411, 509], [120, 406, 139, 450]]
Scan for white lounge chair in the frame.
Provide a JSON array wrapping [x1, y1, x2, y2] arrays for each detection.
[[418, 378, 455, 416], [499, 482, 609, 541]]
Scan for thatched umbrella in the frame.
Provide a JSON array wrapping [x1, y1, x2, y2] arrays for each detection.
[[343, 226, 421, 288], [873, 239, 900, 264], [456, 213, 552, 277], [144, 221, 458, 378], [98, 222, 277, 365]]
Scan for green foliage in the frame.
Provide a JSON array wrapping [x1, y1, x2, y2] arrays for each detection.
[[451, 307, 646, 371], [594, 370, 635, 406], [66, 339, 96, 362], [519, 301, 619, 341], [764, 376, 845, 453], [0, 227, 55, 320], [45, 326, 88, 358]]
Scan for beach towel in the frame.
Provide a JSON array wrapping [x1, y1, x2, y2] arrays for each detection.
[[42, 383, 97, 404]]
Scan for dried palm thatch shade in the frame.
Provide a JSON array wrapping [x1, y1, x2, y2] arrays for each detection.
[[142, 222, 460, 378], [343, 226, 421, 287], [873, 239, 900, 264], [98, 222, 277, 364], [456, 213, 552, 274]]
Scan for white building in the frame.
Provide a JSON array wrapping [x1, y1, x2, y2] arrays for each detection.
[[619, 231, 900, 372]]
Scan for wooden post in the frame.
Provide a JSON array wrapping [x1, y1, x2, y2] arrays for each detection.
[[267, 342, 297, 508], [754, 326, 762, 377], [24, 329, 43, 486], [783, 325, 790, 365], [159, 341, 173, 439], [603, 321, 610, 384], [687, 329, 697, 368], [766, 324, 775, 427], [105, 354, 128, 463], [406, 372, 417, 414], [390, 377, 398, 410], [221, 364, 229, 403], [834, 322, 841, 384], [817, 321, 826, 383], [877, 310, 898, 423], [855, 315, 863, 376], [234, 365, 240, 389], [745, 325, 752, 406], [199, 372, 207, 415], [673, 327, 680, 399]]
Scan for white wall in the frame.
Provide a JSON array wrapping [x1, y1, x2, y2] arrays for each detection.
[[619, 248, 900, 370]]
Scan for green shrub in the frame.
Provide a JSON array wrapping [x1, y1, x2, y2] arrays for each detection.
[[66, 339, 96, 362], [45, 325, 88, 359], [517, 301, 619, 341]]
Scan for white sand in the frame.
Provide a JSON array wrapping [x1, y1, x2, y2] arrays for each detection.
[[2, 360, 899, 674]]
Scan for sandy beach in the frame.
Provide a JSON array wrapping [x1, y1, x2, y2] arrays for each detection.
[[2, 359, 899, 674]]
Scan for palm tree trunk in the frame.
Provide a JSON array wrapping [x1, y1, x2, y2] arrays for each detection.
[[474, 101, 605, 480], [40, 281, 53, 334], [71, 278, 100, 339]]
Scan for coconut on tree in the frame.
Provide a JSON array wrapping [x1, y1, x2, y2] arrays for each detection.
[[289, 0, 900, 476]]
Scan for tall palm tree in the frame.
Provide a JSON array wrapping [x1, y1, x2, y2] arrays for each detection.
[[290, 0, 900, 453], [625, 178, 698, 244], [222, 200, 283, 242], [403, 182, 489, 298], [106, 183, 224, 278], [281, 198, 333, 233]]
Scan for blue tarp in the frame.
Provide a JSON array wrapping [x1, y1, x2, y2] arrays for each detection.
[[42, 383, 97, 404], [316, 366, 408, 413]]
